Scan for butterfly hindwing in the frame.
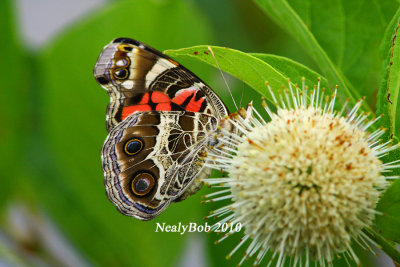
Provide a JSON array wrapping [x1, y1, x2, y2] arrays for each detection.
[[102, 111, 218, 220]]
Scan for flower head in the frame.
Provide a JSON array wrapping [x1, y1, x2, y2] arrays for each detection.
[[202, 79, 399, 266]]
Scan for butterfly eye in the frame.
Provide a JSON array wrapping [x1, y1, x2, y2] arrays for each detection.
[[131, 172, 155, 196], [113, 68, 129, 80], [124, 138, 143, 155]]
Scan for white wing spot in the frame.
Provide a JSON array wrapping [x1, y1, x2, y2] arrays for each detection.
[[122, 80, 134, 89], [116, 60, 126, 66]]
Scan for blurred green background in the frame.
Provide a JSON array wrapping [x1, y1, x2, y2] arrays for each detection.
[[1, 0, 399, 266]]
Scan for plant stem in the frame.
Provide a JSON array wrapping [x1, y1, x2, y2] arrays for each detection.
[[364, 228, 400, 264]]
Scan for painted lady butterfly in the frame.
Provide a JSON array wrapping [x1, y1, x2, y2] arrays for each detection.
[[94, 38, 228, 220]]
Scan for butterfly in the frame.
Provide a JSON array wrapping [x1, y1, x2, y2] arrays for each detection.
[[94, 38, 229, 220]]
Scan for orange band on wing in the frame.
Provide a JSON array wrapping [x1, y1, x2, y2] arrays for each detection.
[[139, 93, 150, 104], [121, 89, 205, 121], [156, 103, 171, 111], [151, 91, 170, 103], [185, 97, 205, 112], [172, 90, 196, 105], [172, 89, 205, 112], [121, 105, 151, 120]]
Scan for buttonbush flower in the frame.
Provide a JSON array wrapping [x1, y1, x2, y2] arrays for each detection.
[[202, 79, 399, 266]]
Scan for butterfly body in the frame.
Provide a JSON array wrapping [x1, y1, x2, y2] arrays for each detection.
[[94, 38, 228, 220]]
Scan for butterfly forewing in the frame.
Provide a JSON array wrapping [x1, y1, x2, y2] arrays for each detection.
[[94, 38, 227, 132]]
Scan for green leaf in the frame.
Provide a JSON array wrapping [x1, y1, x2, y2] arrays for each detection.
[[253, 0, 398, 112], [376, 7, 400, 140], [375, 6, 400, 178], [336, 0, 397, 99], [376, 180, 400, 243], [35, 0, 214, 266], [166, 46, 286, 99], [253, 0, 359, 106], [0, 0, 29, 208], [375, 7, 400, 242], [250, 53, 329, 89], [290, 0, 396, 98], [166, 46, 331, 103]]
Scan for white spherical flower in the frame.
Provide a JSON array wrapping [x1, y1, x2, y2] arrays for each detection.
[[202, 79, 399, 266]]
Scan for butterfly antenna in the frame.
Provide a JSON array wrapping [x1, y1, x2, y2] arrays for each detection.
[[207, 46, 238, 110]]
